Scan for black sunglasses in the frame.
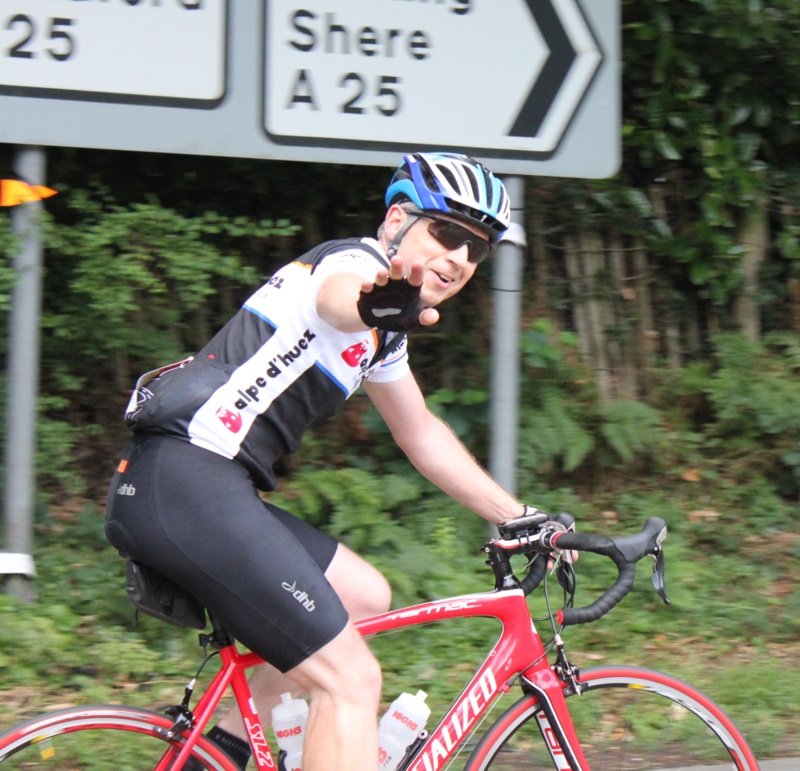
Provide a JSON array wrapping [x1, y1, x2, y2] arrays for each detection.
[[425, 218, 494, 264]]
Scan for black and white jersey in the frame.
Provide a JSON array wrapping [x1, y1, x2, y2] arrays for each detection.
[[125, 238, 409, 490]]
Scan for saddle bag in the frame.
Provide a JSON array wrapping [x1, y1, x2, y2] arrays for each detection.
[[125, 560, 207, 630]]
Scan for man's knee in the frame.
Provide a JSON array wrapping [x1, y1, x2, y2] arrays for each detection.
[[360, 570, 392, 619], [326, 546, 392, 620]]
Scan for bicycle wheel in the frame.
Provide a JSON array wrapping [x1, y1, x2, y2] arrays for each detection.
[[0, 704, 237, 770], [464, 666, 760, 770]]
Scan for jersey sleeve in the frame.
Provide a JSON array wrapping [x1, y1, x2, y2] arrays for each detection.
[[365, 335, 410, 384], [310, 239, 387, 289]]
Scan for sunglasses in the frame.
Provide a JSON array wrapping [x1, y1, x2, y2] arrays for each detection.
[[425, 218, 494, 264]]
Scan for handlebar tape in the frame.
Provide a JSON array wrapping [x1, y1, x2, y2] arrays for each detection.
[[519, 553, 548, 596], [550, 517, 667, 626]]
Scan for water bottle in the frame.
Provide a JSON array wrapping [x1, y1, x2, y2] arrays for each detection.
[[377, 690, 431, 771], [272, 692, 308, 771]]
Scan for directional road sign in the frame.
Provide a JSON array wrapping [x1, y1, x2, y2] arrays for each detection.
[[265, 0, 603, 158], [0, 1, 619, 178], [0, 0, 227, 106]]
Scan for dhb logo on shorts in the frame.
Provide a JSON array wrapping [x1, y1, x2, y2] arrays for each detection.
[[282, 580, 316, 612]]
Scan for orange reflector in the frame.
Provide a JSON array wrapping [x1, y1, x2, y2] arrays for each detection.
[[0, 179, 58, 207]]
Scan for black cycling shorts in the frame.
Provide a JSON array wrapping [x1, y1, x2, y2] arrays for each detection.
[[105, 434, 349, 672]]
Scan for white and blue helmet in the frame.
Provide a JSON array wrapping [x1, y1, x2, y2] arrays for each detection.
[[385, 153, 511, 243]]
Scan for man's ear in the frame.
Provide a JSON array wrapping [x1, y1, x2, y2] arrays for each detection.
[[383, 204, 408, 242]]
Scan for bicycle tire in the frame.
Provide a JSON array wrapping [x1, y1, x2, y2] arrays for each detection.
[[0, 704, 237, 770], [463, 665, 760, 770]]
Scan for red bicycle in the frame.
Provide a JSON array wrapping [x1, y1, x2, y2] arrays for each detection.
[[0, 513, 760, 770]]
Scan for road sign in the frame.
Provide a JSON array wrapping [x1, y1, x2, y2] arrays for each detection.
[[0, 0, 227, 105], [265, 0, 602, 158], [0, 1, 619, 178]]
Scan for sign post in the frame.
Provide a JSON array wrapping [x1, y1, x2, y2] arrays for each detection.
[[2, 147, 46, 601]]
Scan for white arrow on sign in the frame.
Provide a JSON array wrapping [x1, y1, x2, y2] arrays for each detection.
[[264, 0, 603, 157]]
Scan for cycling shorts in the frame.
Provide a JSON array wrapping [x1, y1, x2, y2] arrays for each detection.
[[105, 434, 349, 672]]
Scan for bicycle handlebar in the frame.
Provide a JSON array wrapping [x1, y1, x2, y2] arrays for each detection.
[[491, 515, 669, 626]]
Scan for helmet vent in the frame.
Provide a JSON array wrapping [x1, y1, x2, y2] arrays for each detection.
[[484, 172, 495, 209], [462, 166, 482, 204], [437, 164, 459, 194], [418, 159, 440, 191]]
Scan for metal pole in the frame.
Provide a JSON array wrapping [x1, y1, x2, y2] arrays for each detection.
[[2, 146, 46, 601], [489, 176, 527, 531]]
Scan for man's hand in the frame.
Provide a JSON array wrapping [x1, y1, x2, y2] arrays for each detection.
[[499, 507, 579, 565], [357, 256, 439, 331]]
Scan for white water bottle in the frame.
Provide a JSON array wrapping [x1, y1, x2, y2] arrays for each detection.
[[377, 690, 431, 771], [272, 692, 308, 771]]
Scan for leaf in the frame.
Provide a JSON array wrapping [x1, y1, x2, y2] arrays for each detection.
[[654, 132, 682, 161]]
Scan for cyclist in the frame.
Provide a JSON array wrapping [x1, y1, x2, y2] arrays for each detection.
[[106, 152, 537, 771]]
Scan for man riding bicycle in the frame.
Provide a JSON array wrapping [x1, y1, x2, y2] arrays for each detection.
[[106, 152, 539, 771]]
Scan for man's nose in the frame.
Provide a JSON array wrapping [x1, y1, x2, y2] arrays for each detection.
[[446, 243, 471, 265]]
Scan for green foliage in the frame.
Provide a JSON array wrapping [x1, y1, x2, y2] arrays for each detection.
[[683, 332, 800, 503], [520, 388, 595, 473], [0, 503, 197, 700], [0, 217, 16, 322], [706, 333, 800, 437], [272, 467, 419, 553], [42, 191, 295, 367], [621, 0, 800, 303], [600, 400, 665, 463], [517, 319, 668, 481], [426, 385, 489, 449]]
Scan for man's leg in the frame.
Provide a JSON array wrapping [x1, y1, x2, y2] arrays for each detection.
[[215, 543, 391, 737], [285, 621, 382, 771]]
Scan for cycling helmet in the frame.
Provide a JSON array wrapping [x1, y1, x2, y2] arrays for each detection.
[[385, 153, 511, 243]]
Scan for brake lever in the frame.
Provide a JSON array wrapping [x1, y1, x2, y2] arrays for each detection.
[[651, 547, 671, 606], [548, 513, 576, 567]]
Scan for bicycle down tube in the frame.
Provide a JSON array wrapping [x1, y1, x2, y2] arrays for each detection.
[[356, 588, 590, 771]]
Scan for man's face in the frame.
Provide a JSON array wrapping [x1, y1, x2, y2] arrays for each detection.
[[387, 207, 490, 307]]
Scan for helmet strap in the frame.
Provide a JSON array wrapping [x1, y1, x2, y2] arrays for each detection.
[[385, 214, 419, 259]]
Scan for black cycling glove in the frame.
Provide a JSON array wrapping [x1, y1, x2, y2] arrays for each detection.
[[357, 277, 424, 331]]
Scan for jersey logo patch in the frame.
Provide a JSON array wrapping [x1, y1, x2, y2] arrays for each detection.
[[341, 341, 369, 367], [216, 406, 242, 433]]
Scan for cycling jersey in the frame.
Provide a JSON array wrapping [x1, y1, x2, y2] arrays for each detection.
[[125, 238, 410, 491]]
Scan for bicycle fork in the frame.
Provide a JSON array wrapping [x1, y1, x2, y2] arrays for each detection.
[[521, 644, 590, 771]]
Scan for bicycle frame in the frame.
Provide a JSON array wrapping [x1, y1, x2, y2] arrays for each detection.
[[168, 581, 587, 771]]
